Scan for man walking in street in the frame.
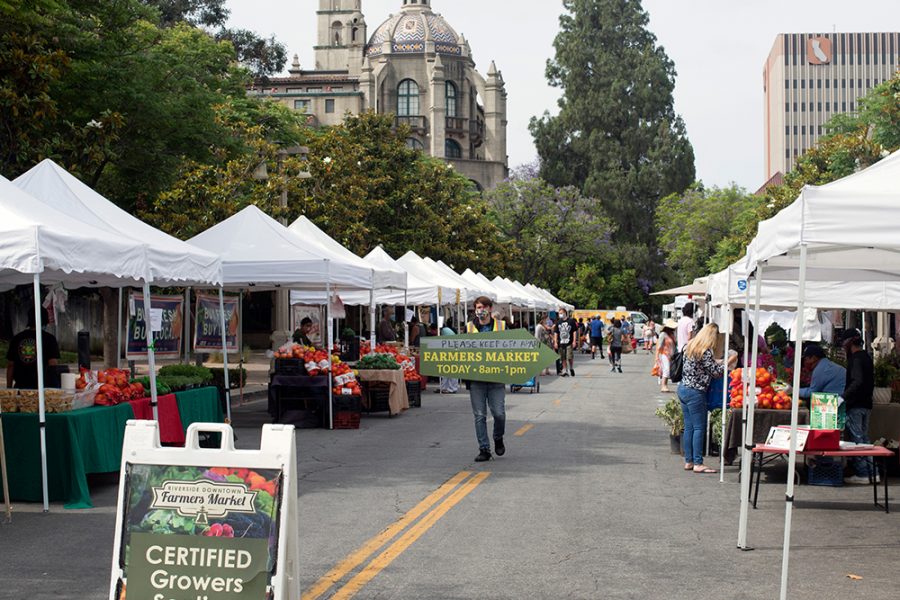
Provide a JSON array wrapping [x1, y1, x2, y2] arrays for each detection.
[[589, 315, 605, 359], [554, 308, 578, 377], [466, 296, 507, 462]]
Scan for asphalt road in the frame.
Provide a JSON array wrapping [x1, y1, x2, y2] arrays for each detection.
[[2, 348, 898, 599]]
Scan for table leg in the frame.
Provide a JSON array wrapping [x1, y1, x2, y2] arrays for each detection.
[[882, 458, 889, 514], [872, 460, 878, 509], [752, 453, 762, 509]]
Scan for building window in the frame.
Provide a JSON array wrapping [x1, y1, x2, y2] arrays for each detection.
[[325, 99, 335, 113], [307, 87, 322, 93], [406, 137, 424, 151], [785, 126, 790, 135], [445, 139, 462, 159], [800, 79, 805, 89], [331, 21, 343, 46], [785, 79, 790, 89], [294, 99, 311, 111], [397, 79, 419, 116], [446, 81, 458, 118]]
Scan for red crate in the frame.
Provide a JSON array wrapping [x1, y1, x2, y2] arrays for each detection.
[[333, 410, 361, 429]]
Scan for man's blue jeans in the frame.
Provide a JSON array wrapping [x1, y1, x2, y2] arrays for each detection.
[[845, 407, 874, 477], [469, 382, 506, 450], [678, 384, 708, 465]]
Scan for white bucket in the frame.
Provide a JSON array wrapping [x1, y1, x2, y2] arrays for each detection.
[[60, 372, 78, 391]]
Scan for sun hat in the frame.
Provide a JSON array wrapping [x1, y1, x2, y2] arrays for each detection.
[[662, 318, 678, 329]]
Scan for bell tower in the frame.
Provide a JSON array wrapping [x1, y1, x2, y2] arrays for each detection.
[[315, 0, 366, 73]]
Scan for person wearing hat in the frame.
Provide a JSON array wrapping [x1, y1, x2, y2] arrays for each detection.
[[656, 318, 678, 392], [797, 343, 846, 400], [841, 328, 877, 484]]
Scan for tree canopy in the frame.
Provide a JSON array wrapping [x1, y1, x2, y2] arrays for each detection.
[[530, 0, 695, 301]]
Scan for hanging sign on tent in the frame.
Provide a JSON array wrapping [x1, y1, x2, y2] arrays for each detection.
[[737, 279, 748, 292], [419, 329, 558, 384], [108, 421, 299, 600], [126, 294, 183, 359], [194, 294, 239, 353]]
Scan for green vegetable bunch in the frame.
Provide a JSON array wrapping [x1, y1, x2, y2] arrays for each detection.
[[357, 353, 400, 370]]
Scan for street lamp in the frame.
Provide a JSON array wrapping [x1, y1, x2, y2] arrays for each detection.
[[254, 145, 311, 347]]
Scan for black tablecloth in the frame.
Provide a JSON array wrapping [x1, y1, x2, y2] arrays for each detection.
[[723, 407, 810, 464], [268, 374, 330, 426]]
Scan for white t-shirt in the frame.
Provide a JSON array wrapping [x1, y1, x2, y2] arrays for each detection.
[[677, 316, 694, 352]]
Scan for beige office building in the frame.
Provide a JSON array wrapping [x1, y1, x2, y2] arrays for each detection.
[[253, 0, 509, 191], [763, 32, 900, 181]]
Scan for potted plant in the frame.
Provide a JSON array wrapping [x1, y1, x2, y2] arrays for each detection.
[[873, 354, 897, 404], [655, 397, 684, 454]]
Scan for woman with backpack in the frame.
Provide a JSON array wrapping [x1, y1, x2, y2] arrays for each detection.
[[677, 323, 737, 473]]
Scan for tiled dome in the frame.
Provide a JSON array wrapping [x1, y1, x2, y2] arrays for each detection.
[[365, 9, 462, 57]]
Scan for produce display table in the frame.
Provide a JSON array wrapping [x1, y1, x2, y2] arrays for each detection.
[[724, 408, 809, 464], [750, 444, 894, 512], [267, 374, 329, 426], [0, 386, 222, 508], [357, 369, 409, 416]]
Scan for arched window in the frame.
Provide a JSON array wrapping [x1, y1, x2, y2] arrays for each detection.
[[331, 21, 343, 46], [397, 79, 419, 116], [351, 27, 358, 42], [445, 81, 458, 118], [445, 139, 462, 159], [406, 138, 424, 151]]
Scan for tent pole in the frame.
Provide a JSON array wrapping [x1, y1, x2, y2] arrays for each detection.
[[720, 302, 732, 482], [327, 281, 334, 430], [0, 400, 10, 521], [404, 289, 409, 351], [239, 290, 244, 406], [142, 282, 159, 422], [738, 266, 763, 549], [117, 287, 123, 369], [369, 290, 376, 351], [218, 287, 232, 424], [33, 275, 50, 512], [780, 247, 807, 600], [183, 287, 191, 364]]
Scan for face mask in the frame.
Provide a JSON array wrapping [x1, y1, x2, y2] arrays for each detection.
[[560, 313, 567, 320], [475, 309, 489, 319]]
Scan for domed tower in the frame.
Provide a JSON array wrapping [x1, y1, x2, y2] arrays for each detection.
[[361, 0, 508, 190], [316, 0, 367, 74]]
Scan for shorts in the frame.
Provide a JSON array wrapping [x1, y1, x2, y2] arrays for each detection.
[[558, 344, 573, 361], [590, 336, 603, 347]]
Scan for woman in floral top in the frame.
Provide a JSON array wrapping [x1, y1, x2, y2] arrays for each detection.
[[678, 323, 737, 473]]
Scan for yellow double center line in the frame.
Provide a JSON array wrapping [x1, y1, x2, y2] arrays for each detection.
[[302, 470, 490, 600]]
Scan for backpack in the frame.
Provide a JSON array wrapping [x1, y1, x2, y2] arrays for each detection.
[[669, 350, 685, 383]]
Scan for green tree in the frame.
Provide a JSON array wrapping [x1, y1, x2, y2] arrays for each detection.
[[656, 183, 761, 282], [530, 0, 695, 291], [484, 173, 612, 294]]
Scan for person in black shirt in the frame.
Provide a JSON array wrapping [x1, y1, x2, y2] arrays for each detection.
[[553, 309, 578, 377], [292, 317, 315, 347], [6, 308, 60, 390], [842, 328, 876, 484]]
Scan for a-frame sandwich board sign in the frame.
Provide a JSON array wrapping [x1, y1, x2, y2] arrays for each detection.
[[108, 421, 299, 600]]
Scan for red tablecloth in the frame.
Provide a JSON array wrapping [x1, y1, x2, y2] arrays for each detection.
[[129, 394, 185, 445]]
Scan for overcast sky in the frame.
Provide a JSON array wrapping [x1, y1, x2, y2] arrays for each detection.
[[228, 0, 900, 191]]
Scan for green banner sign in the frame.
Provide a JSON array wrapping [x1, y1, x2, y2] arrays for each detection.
[[419, 329, 558, 384]]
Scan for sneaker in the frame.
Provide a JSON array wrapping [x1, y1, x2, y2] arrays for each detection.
[[844, 474, 880, 485], [570, 369, 575, 376], [610, 367, 616, 372], [494, 438, 505, 456], [561, 372, 569, 377], [475, 449, 491, 462], [617, 366, 623, 373]]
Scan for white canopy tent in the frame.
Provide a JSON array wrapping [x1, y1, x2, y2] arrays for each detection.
[[286, 215, 407, 348], [188, 205, 382, 430], [525, 283, 573, 312], [512, 280, 553, 311], [14, 159, 232, 430], [729, 149, 900, 599], [396, 251, 468, 305], [0, 176, 154, 512]]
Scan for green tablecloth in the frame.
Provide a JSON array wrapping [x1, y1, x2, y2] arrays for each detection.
[[175, 386, 223, 434], [0, 386, 223, 509], [1, 403, 136, 509]]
